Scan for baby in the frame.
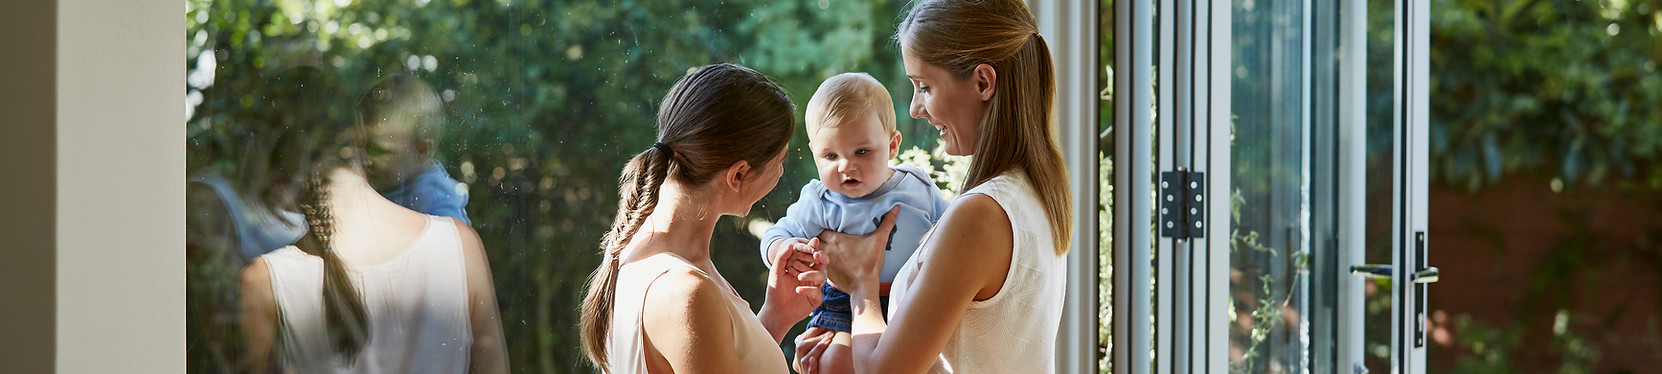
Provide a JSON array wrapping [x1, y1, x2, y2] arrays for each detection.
[[356, 73, 472, 225], [760, 72, 949, 374]]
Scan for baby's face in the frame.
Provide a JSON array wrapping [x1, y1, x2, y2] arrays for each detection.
[[808, 112, 899, 198], [363, 119, 429, 189]]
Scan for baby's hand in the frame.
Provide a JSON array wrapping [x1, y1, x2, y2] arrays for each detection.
[[774, 237, 819, 274], [767, 237, 812, 268], [766, 237, 825, 323]]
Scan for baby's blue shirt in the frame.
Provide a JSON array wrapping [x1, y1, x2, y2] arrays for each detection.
[[760, 164, 950, 282], [381, 161, 472, 225]]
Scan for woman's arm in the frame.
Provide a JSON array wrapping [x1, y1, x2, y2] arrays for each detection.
[[239, 258, 278, 373], [819, 195, 1014, 374], [455, 221, 509, 374], [642, 268, 746, 372]]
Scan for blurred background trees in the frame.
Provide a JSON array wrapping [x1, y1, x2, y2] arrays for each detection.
[[1425, 0, 1662, 372], [1431, 0, 1662, 192]]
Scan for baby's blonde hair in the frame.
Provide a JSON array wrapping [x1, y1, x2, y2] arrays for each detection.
[[356, 72, 445, 140], [805, 72, 896, 136]]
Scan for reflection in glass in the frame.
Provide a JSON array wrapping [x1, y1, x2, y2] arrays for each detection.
[[1097, 0, 1115, 371], [1229, 0, 1310, 372], [185, 0, 927, 372]]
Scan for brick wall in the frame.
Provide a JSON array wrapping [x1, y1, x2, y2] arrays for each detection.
[[1426, 175, 1662, 371]]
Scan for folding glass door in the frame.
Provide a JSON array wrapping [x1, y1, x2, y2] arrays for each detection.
[[1107, 0, 1434, 373]]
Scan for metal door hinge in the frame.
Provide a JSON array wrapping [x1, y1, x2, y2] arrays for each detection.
[[1159, 169, 1205, 241]]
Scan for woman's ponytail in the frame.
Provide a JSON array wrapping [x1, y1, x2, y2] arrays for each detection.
[[577, 63, 796, 372], [580, 145, 675, 370], [297, 170, 371, 359]]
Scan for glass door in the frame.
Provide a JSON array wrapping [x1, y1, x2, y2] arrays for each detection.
[[1217, 0, 1435, 373], [1218, 0, 1434, 373], [1109, 0, 1433, 373]]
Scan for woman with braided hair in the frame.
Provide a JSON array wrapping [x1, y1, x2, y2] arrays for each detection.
[[238, 67, 509, 373], [578, 63, 826, 373]]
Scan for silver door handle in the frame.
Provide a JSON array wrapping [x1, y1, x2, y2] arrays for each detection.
[[1349, 264, 1439, 284], [1412, 267, 1438, 284]]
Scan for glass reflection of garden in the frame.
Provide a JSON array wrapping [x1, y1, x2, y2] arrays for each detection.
[[184, 0, 946, 372]]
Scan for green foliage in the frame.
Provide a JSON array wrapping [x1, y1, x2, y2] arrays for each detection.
[[1447, 310, 1602, 374], [1430, 0, 1662, 191], [185, 0, 923, 372], [1097, 152, 1114, 373], [1226, 187, 1308, 374], [891, 144, 972, 199]]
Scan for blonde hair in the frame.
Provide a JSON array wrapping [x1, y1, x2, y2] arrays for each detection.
[[898, 0, 1073, 255], [356, 72, 445, 141], [578, 64, 796, 371], [806, 72, 896, 136]]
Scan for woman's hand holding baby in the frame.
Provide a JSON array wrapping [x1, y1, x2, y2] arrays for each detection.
[[815, 206, 898, 300]]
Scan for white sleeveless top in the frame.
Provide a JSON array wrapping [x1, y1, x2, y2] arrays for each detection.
[[261, 215, 472, 373], [888, 171, 1068, 373], [608, 252, 789, 374]]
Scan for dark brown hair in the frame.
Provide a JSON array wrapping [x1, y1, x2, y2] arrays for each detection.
[[898, 0, 1073, 254], [579, 63, 796, 370]]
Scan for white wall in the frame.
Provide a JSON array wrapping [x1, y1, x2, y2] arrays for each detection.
[[0, 0, 183, 371]]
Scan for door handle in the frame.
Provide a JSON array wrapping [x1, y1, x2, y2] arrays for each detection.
[[1411, 267, 1438, 284], [1349, 264, 1391, 279], [1349, 264, 1439, 284]]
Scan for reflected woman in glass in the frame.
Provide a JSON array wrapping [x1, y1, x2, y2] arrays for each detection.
[[578, 63, 825, 373], [237, 67, 509, 373], [799, 0, 1075, 372]]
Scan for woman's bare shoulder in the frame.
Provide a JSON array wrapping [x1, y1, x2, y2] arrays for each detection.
[[639, 265, 737, 365], [934, 194, 1013, 251], [924, 194, 1014, 299]]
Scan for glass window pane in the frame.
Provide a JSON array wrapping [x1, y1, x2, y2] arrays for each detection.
[[1228, 0, 1311, 372], [1098, 0, 1117, 371], [184, 1, 938, 371]]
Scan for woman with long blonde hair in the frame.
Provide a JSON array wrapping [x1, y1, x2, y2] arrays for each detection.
[[798, 0, 1074, 372]]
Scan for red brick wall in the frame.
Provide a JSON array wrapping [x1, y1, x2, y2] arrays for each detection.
[[1426, 175, 1662, 371]]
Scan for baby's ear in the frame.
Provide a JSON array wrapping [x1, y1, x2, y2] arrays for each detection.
[[888, 130, 902, 157], [415, 137, 436, 160]]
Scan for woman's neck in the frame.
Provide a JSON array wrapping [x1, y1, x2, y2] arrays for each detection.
[[624, 181, 722, 265], [323, 167, 393, 216], [318, 167, 405, 236], [311, 166, 431, 264]]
